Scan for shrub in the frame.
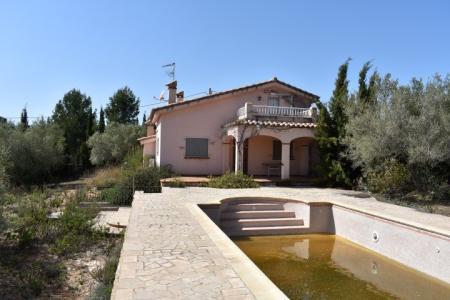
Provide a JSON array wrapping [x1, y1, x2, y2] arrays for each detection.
[[0, 145, 10, 195], [101, 185, 133, 206], [52, 191, 104, 256], [132, 167, 162, 193], [122, 146, 144, 172], [367, 160, 410, 194], [10, 191, 53, 247], [89, 239, 123, 300], [100, 166, 164, 205], [208, 172, 259, 189], [165, 177, 186, 188], [88, 166, 122, 189]]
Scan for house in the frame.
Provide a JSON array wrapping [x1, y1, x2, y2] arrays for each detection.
[[139, 77, 320, 180]]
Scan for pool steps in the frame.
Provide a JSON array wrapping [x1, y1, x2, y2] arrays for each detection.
[[222, 210, 296, 219], [220, 201, 306, 236]]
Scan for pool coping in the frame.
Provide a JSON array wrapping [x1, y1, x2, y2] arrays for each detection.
[[186, 203, 289, 300]]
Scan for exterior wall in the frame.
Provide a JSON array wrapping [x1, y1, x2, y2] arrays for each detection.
[[156, 83, 315, 175], [332, 205, 450, 283], [142, 140, 155, 157]]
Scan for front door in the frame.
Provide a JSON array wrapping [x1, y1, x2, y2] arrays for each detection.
[[299, 145, 309, 176]]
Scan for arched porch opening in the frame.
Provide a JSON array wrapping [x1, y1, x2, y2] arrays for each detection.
[[244, 135, 283, 177], [289, 136, 319, 177]]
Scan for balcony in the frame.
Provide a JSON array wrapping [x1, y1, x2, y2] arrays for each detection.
[[237, 103, 317, 121]]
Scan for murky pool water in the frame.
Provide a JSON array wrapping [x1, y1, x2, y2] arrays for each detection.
[[233, 234, 450, 300]]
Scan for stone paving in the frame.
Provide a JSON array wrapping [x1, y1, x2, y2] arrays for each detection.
[[112, 187, 450, 300], [111, 191, 255, 300]]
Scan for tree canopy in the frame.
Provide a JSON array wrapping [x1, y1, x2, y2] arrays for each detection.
[[87, 123, 144, 166], [0, 119, 65, 185], [315, 58, 353, 186], [52, 89, 94, 173], [105, 86, 140, 124]]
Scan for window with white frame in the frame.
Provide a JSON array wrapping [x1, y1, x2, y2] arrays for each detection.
[[267, 96, 280, 106], [185, 138, 209, 158]]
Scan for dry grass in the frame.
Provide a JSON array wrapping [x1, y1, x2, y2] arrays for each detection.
[[85, 167, 123, 190]]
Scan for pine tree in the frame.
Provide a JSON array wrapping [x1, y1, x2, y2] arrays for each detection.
[[142, 113, 147, 126], [98, 107, 105, 133], [105, 86, 140, 124], [52, 89, 93, 173], [20, 107, 29, 130]]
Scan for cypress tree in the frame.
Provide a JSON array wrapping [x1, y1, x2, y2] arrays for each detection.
[[20, 107, 29, 130], [367, 71, 380, 106], [87, 108, 97, 137], [329, 58, 351, 139], [98, 107, 105, 133], [142, 113, 147, 126], [357, 61, 371, 105], [316, 59, 353, 186]]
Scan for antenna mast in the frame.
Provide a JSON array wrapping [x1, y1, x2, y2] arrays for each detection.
[[162, 62, 176, 81]]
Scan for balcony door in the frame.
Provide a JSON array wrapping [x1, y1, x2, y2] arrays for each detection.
[[268, 96, 280, 107]]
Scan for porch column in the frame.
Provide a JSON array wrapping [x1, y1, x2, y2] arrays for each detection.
[[281, 142, 290, 180], [235, 139, 242, 173]]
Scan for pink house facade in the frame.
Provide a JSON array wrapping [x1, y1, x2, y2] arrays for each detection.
[[139, 78, 320, 180]]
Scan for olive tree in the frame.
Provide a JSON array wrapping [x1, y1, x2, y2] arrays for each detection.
[[345, 74, 450, 195], [87, 123, 144, 166], [0, 120, 65, 185]]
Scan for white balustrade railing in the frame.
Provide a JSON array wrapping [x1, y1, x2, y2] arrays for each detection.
[[253, 105, 311, 118], [237, 104, 314, 119]]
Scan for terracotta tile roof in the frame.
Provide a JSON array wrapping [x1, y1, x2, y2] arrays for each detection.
[[230, 119, 316, 128], [147, 77, 320, 124]]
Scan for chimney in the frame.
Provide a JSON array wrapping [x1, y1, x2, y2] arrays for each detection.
[[176, 91, 184, 103], [166, 80, 177, 104]]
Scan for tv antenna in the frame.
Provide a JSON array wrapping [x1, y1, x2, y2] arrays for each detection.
[[162, 62, 175, 81]]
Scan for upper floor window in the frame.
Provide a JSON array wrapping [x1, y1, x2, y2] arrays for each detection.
[[185, 138, 209, 158], [268, 96, 280, 107]]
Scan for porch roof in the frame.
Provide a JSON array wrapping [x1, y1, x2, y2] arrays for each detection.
[[225, 119, 317, 128]]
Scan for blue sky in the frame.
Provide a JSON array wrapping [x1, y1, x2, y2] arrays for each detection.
[[1, 0, 449, 122]]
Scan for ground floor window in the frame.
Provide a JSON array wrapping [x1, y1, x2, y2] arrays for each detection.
[[185, 138, 209, 158]]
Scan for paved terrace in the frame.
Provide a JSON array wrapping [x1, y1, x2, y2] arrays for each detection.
[[111, 187, 450, 300]]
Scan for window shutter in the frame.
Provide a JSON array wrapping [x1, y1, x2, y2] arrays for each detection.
[[186, 138, 209, 158]]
